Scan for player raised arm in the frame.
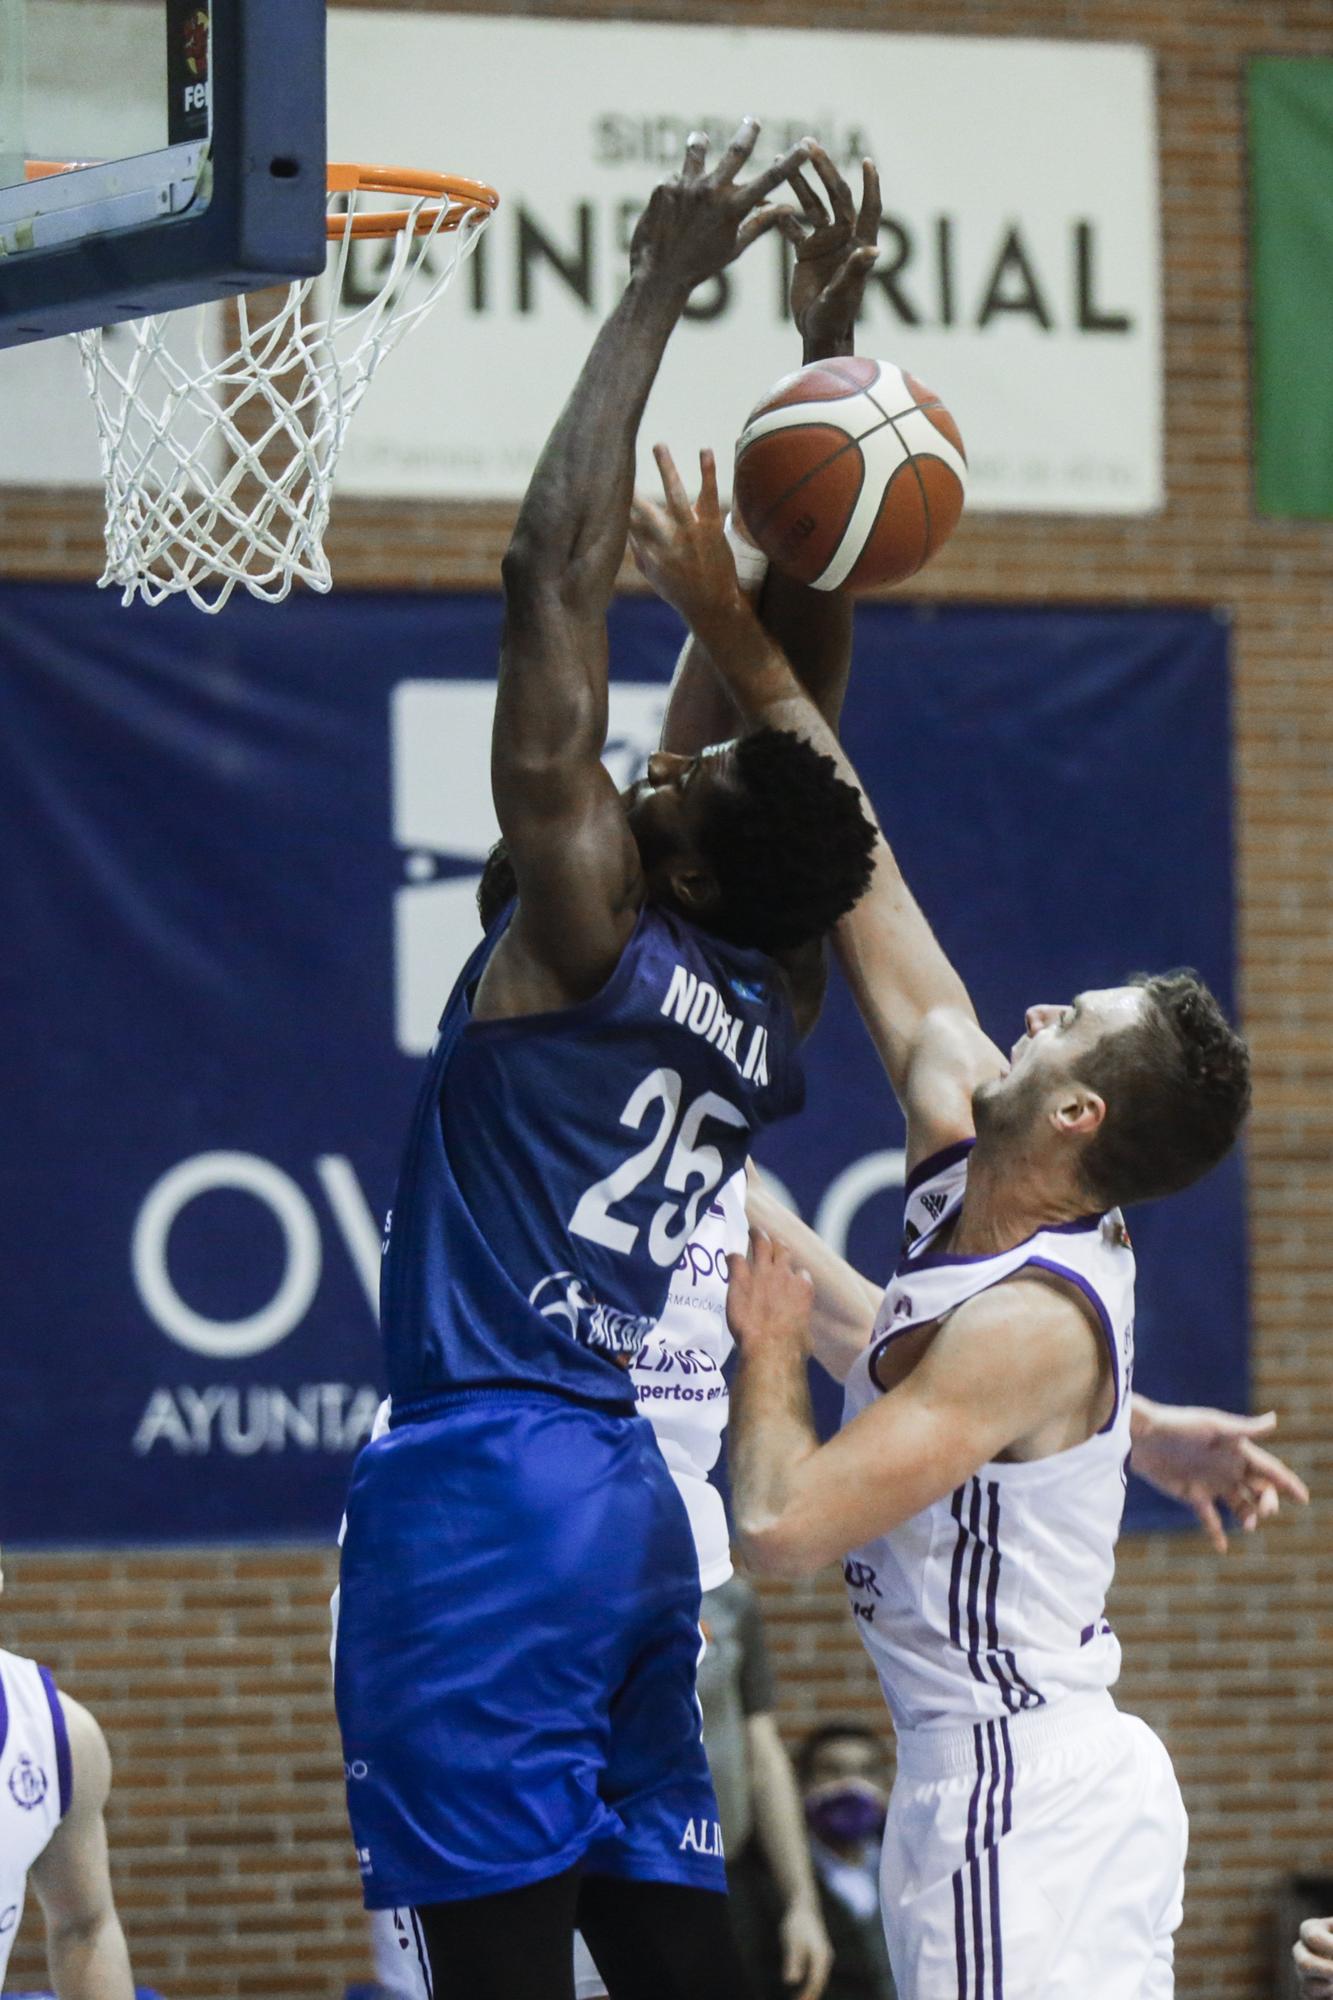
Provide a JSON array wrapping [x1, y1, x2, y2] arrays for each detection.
[[26, 1696, 134, 2000], [478, 120, 808, 1020], [659, 143, 881, 757], [630, 442, 1004, 1164]]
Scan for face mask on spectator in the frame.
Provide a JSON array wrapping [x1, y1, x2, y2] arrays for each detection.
[[805, 1778, 888, 1846]]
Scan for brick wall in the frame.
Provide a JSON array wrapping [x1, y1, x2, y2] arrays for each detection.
[[3, 2, 1331, 1996]]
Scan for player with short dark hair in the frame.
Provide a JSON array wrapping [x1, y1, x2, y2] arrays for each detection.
[[626, 447, 1264, 1996], [334, 122, 876, 2000]]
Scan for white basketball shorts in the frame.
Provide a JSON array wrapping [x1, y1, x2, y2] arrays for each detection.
[[881, 1691, 1188, 2000]]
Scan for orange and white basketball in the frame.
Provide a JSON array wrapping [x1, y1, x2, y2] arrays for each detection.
[[733, 357, 968, 593]]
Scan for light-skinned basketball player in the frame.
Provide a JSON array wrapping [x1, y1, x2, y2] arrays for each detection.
[[627, 451, 1267, 1997], [0, 1553, 136, 2000], [334, 121, 880, 2000]]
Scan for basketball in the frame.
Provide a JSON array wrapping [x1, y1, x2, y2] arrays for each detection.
[[733, 357, 968, 593]]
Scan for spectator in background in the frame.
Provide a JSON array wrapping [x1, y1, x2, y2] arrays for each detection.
[[796, 1724, 897, 2000], [697, 1574, 833, 2000], [1296, 1917, 1333, 1996]]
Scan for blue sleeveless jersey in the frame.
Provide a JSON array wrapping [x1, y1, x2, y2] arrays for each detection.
[[381, 904, 804, 1411]]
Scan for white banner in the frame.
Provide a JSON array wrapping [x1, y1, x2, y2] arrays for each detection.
[[328, 16, 1163, 516]]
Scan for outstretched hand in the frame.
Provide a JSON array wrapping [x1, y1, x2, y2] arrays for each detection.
[[780, 140, 882, 357], [629, 444, 746, 629], [1130, 1403, 1309, 1553], [631, 118, 810, 297]]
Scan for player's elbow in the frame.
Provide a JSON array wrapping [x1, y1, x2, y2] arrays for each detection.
[[737, 1511, 826, 1582]]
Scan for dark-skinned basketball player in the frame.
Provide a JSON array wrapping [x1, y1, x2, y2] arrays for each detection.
[[334, 122, 878, 2000]]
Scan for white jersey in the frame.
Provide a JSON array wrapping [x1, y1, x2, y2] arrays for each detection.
[[841, 1140, 1136, 1735], [0, 1648, 70, 1982], [628, 1167, 745, 1590]]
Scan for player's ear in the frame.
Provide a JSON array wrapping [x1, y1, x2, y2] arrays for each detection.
[[667, 860, 722, 918], [1052, 1087, 1105, 1139]]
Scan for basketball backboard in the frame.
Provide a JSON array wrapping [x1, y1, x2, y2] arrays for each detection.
[[0, 0, 326, 346]]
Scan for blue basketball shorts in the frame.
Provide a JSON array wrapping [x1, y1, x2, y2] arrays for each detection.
[[334, 1389, 725, 1909]]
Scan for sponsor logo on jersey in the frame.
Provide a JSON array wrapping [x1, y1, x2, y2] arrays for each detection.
[[7, 1755, 48, 1810], [660, 966, 770, 1085], [529, 1271, 656, 1361], [921, 1189, 950, 1219], [678, 1816, 724, 1857]]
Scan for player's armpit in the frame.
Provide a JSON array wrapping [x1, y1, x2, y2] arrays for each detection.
[[742, 1280, 1104, 1577]]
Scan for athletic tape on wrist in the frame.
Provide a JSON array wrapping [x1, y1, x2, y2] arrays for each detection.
[[724, 511, 769, 597]]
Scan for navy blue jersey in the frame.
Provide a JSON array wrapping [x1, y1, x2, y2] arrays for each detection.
[[381, 903, 804, 1410]]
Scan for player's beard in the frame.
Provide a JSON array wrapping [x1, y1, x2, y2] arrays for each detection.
[[972, 1063, 1043, 1148]]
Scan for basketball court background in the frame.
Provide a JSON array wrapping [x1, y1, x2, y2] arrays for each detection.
[[0, 2, 1329, 1997]]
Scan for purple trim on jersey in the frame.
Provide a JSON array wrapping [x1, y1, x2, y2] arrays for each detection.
[[1079, 1618, 1113, 1646], [37, 1666, 71, 1819], [0, 1665, 8, 1764], [1022, 1255, 1121, 1434], [982, 1484, 1020, 1713], [904, 1137, 975, 1199], [985, 1720, 1005, 1996], [968, 1727, 985, 1999], [947, 1486, 969, 1649], [964, 1482, 988, 1687], [999, 1717, 1014, 1836], [953, 1871, 968, 1998]]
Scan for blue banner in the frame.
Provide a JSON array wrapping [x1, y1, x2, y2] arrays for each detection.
[[0, 584, 1243, 1542]]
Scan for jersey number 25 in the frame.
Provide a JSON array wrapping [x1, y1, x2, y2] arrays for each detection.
[[569, 1066, 745, 1268]]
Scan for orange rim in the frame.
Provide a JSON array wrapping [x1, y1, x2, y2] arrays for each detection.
[[24, 159, 500, 241], [325, 163, 498, 240]]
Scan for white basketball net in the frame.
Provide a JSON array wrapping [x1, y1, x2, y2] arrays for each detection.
[[73, 172, 495, 613]]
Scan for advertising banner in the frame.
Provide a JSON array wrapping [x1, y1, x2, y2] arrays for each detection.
[[0, 586, 1241, 1542], [320, 16, 1163, 514]]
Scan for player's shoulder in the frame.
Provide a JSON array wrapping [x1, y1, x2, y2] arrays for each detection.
[[53, 1690, 113, 1817]]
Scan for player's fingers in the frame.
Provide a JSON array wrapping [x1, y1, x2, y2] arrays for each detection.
[[1193, 1491, 1228, 1554], [698, 448, 721, 521], [857, 157, 883, 242], [679, 129, 710, 183], [735, 203, 798, 254], [1257, 1482, 1281, 1519], [793, 221, 847, 262], [818, 243, 879, 315], [738, 139, 812, 211], [775, 209, 811, 247], [1240, 1436, 1310, 1503], [711, 115, 760, 186], [786, 163, 829, 221], [652, 442, 692, 520], [802, 137, 856, 226]]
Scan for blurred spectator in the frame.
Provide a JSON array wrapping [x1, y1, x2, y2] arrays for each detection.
[[697, 1575, 833, 2000], [1296, 1916, 1333, 1997], [796, 1723, 897, 2000]]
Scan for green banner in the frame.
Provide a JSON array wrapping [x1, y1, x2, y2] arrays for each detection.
[[1248, 58, 1333, 519]]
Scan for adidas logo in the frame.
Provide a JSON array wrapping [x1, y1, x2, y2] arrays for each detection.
[[921, 1190, 949, 1219]]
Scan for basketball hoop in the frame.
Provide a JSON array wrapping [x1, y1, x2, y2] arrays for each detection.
[[54, 163, 498, 613]]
